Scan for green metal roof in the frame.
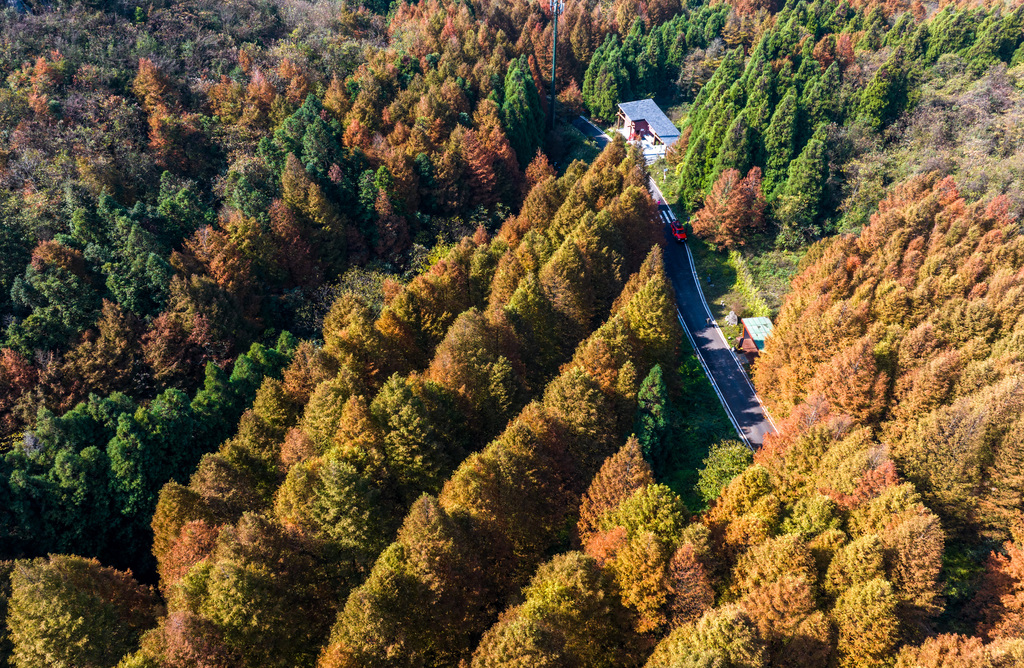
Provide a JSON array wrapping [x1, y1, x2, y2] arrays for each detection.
[[742, 317, 774, 350]]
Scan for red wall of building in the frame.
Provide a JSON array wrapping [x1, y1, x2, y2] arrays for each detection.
[[628, 119, 651, 141]]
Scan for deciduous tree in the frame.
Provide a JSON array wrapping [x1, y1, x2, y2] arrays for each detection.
[[7, 555, 160, 668], [691, 168, 766, 249]]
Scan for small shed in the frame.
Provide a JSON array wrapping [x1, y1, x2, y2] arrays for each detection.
[[616, 99, 680, 147], [738, 317, 774, 363]]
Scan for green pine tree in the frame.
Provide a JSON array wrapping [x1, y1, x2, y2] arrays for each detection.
[[311, 456, 387, 560], [857, 48, 909, 133], [582, 37, 610, 116], [637, 29, 667, 98], [924, 7, 975, 63], [589, 46, 632, 122], [802, 62, 841, 127], [792, 37, 820, 93], [301, 116, 342, 181], [633, 364, 672, 474], [711, 109, 752, 180], [776, 125, 827, 247], [621, 18, 645, 93], [744, 73, 774, 164], [762, 89, 797, 200], [502, 56, 545, 168]]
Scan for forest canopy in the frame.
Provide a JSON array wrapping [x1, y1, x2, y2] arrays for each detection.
[[2, 0, 1024, 665]]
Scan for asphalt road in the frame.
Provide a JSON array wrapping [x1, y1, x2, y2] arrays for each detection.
[[661, 231, 776, 449], [650, 177, 776, 449], [573, 115, 775, 447], [572, 116, 611, 149]]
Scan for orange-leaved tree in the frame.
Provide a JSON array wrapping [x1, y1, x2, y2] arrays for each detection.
[[690, 167, 765, 249]]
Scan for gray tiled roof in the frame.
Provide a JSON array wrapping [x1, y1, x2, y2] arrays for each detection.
[[617, 99, 680, 141]]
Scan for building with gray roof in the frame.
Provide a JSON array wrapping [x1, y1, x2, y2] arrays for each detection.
[[615, 99, 680, 147]]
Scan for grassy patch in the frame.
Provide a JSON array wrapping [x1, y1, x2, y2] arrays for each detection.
[[687, 238, 745, 341], [556, 124, 601, 167], [650, 159, 681, 202], [662, 101, 689, 125], [737, 234, 806, 315]]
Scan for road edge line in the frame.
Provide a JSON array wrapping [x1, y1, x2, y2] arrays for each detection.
[[682, 240, 780, 435], [578, 116, 612, 140], [647, 176, 780, 436], [676, 311, 753, 452]]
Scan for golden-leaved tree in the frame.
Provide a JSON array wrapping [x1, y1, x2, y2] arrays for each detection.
[[755, 173, 1024, 541]]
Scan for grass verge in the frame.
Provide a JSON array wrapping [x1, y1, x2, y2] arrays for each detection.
[[556, 123, 601, 168]]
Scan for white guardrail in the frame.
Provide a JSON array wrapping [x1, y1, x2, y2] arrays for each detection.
[[682, 241, 779, 436]]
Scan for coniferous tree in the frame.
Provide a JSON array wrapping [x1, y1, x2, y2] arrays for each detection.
[[894, 633, 1024, 668], [648, 604, 765, 668], [667, 542, 714, 626], [621, 18, 646, 95], [762, 89, 798, 200], [60, 300, 144, 401], [582, 35, 631, 122], [793, 38, 820, 93], [6, 242, 102, 355], [7, 555, 160, 668], [857, 49, 909, 133], [600, 484, 690, 546], [582, 37, 610, 118], [472, 552, 640, 667], [691, 167, 766, 249], [697, 440, 753, 504], [633, 364, 672, 474], [775, 125, 827, 247], [611, 530, 672, 634], [369, 374, 467, 505], [186, 513, 339, 668], [578, 437, 655, 546], [833, 578, 901, 668], [740, 575, 832, 668], [502, 56, 545, 169], [323, 496, 486, 668], [744, 72, 774, 149], [712, 110, 753, 179], [637, 27, 668, 98], [802, 62, 842, 127]]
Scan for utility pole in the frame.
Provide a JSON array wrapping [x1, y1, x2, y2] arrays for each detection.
[[548, 0, 564, 131]]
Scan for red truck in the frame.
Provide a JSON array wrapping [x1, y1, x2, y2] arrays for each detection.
[[670, 219, 687, 242], [658, 203, 687, 242]]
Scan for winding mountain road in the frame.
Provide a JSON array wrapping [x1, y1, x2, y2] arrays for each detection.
[[572, 116, 777, 449]]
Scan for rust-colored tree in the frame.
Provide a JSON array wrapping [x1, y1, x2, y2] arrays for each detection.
[[691, 167, 766, 249], [666, 542, 714, 627], [578, 437, 655, 546]]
